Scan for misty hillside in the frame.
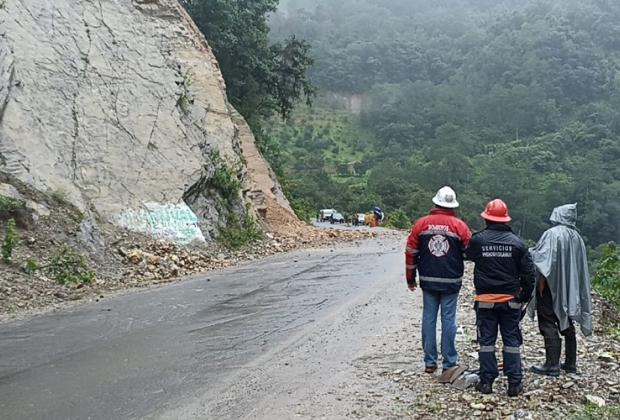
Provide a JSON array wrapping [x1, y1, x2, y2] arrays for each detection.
[[268, 0, 620, 247]]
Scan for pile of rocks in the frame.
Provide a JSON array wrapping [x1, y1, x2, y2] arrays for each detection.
[[118, 228, 385, 284], [383, 264, 620, 419], [0, 220, 395, 321]]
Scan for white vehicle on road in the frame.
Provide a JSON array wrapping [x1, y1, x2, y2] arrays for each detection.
[[319, 208, 337, 222]]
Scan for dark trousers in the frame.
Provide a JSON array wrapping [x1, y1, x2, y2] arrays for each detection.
[[536, 286, 575, 339], [476, 301, 523, 385]]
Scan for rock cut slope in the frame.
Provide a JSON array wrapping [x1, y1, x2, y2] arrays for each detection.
[[0, 0, 295, 242]]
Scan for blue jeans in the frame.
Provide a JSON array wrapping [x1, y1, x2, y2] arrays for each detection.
[[422, 290, 459, 369]]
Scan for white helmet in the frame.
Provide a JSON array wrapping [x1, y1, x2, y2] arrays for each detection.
[[432, 186, 459, 209]]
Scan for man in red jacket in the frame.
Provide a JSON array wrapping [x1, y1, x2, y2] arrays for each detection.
[[405, 186, 472, 373]]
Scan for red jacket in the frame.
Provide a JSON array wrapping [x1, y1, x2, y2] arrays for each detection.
[[405, 208, 472, 294]]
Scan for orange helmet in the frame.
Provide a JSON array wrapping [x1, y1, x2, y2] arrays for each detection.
[[481, 199, 511, 223]]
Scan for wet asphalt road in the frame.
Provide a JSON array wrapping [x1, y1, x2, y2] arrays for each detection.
[[0, 237, 406, 419]]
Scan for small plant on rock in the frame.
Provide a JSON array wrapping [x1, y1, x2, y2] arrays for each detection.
[[0, 196, 24, 215], [219, 213, 263, 249], [24, 257, 39, 274], [208, 151, 242, 203], [46, 247, 95, 286], [2, 218, 18, 263]]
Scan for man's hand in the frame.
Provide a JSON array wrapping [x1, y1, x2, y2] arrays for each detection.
[[407, 280, 417, 292], [537, 275, 546, 297]]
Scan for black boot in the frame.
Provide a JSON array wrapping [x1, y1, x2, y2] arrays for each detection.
[[476, 381, 493, 394], [531, 337, 561, 377], [561, 334, 577, 374], [507, 383, 523, 397]]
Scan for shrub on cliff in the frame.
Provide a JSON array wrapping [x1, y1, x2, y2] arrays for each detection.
[[45, 247, 95, 286], [219, 213, 263, 249], [2, 218, 17, 263]]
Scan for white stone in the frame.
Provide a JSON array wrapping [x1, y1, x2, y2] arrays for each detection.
[[25, 200, 51, 219], [585, 395, 606, 408], [598, 352, 615, 363]]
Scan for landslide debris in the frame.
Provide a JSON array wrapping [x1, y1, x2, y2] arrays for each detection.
[[0, 177, 394, 321]]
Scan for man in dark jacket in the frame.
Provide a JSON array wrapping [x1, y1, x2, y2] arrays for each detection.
[[466, 199, 536, 397], [405, 186, 472, 374]]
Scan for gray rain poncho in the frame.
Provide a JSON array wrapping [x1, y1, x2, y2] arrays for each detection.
[[527, 204, 593, 336]]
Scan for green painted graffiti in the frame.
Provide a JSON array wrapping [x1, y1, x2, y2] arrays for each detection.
[[117, 203, 205, 244]]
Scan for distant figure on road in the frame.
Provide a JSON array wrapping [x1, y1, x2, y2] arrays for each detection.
[[373, 207, 385, 225], [405, 186, 471, 374], [529, 203, 592, 377], [465, 199, 535, 397]]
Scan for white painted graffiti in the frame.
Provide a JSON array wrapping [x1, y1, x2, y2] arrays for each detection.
[[116, 203, 206, 245]]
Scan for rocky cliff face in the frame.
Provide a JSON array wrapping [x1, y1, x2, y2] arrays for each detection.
[[0, 0, 295, 243]]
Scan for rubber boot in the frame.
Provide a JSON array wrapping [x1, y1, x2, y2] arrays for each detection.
[[530, 337, 561, 377], [507, 383, 523, 397], [561, 334, 577, 374], [475, 381, 493, 394]]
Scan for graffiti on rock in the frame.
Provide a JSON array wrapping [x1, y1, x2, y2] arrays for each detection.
[[116, 203, 206, 244]]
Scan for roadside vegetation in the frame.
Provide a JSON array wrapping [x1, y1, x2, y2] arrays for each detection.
[[571, 403, 620, 420], [384, 209, 411, 230], [44, 248, 95, 286], [0, 195, 23, 214], [592, 243, 620, 310], [218, 212, 264, 249], [204, 151, 265, 249], [1, 191, 95, 287], [2, 218, 17, 263], [206, 150, 243, 206]]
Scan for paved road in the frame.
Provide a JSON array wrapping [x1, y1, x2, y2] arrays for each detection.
[[0, 236, 412, 419]]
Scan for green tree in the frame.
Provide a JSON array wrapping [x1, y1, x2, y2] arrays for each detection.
[[181, 0, 314, 121]]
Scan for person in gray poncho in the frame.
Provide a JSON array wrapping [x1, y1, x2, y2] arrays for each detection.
[[529, 203, 592, 377]]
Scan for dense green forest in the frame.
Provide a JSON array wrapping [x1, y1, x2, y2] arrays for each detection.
[[266, 0, 620, 246]]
